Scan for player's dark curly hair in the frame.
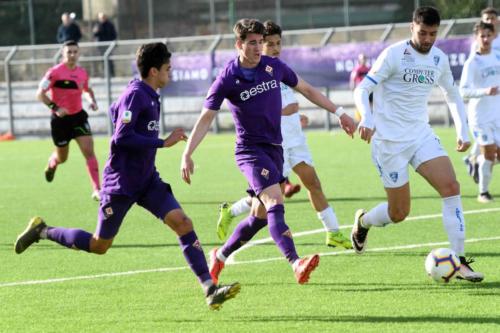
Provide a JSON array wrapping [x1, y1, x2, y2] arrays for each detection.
[[413, 6, 440, 26], [233, 19, 265, 41], [263, 20, 282, 38], [473, 21, 495, 34], [136, 42, 171, 79]]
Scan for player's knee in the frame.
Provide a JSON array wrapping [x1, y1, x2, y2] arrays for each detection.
[[170, 216, 194, 236], [389, 207, 408, 223], [91, 242, 111, 255], [440, 180, 460, 197], [303, 176, 322, 193]]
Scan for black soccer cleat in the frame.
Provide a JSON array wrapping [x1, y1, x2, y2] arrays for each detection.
[[206, 282, 241, 311], [351, 209, 369, 254], [14, 217, 47, 254], [45, 164, 57, 182]]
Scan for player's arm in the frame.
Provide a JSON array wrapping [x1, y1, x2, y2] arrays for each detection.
[[353, 48, 392, 143], [181, 108, 217, 184], [36, 73, 67, 117], [293, 76, 355, 137], [439, 59, 470, 152], [459, 61, 498, 98], [83, 86, 99, 111]]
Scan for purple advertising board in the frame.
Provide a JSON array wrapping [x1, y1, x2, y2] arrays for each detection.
[[162, 36, 472, 96]]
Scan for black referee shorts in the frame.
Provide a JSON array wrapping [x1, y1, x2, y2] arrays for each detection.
[[50, 110, 92, 147]]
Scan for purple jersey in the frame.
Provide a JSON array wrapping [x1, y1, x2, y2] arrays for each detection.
[[102, 79, 164, 196], [204, 55, 298, 145]]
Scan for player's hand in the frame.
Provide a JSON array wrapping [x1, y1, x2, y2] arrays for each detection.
[[486, 86, 499, 96], [181, 154, 194, 184], [164, 128, 188, 148], [456, 139, 470, 152], [338, 113, 356, 138], [89, 102, 98, 111], [358, 126, 374, 143], [55, 108, 69, 118]]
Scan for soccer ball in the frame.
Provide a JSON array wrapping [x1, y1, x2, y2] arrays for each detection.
[[425, 248, 461, 283]]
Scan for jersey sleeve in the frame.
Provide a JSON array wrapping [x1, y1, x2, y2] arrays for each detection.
[[437, 55, 469, 142], [113, 91, 164, 149], [39, 67, 55, 92], [82, 69, 90, 92], [203, 74, 228, 111], [279, 59, 299, 88], [353, 47, 394, 129], [459, 58, 488, 98]]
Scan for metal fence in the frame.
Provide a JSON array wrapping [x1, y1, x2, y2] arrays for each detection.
[[0, 17, 480, 137]]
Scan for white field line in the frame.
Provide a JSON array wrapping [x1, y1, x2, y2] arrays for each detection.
[[225, 206, 500, 262], [1, 207, 499, 288]]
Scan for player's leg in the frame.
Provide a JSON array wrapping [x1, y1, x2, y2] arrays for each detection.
[[464, 141, 480, 183], [259, 183, 320, 284], [417, 156, 483, 282], [283, 148, 301, 198], [292, 161, 351, 249], [141, 179, 240, 309], [212, 197, 267, 283], [216, 196, 252, 241], [73, 111, 100, 200], [14, 193, 130, 254], [75, 134, 100, 200], [46, 115, 71, 182], [477, 144, 496, 202]]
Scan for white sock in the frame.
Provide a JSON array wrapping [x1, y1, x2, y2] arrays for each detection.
[[292, 258, 300, 270], [317, 206, 339, 232], [442, 195, 465, 256], [362, 202, 393, 228], [216, 249, 227, 262], [470, 142, 480, 159], [202, 279, 214, 293], [230, 197, 251, 217], [40, 227, 48, 239], [478, 155, 493, 194]]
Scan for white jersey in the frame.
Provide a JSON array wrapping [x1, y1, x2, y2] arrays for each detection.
[[354, 40, 469, 143], [280, 83, 306, 148], [469, 34, 500, 57], [460, 50, 500, 127]]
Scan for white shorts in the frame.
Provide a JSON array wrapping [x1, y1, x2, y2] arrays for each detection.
[[371, 132, 447, 188], [471, 123, 500, 146], [283, 143, 313, 177]]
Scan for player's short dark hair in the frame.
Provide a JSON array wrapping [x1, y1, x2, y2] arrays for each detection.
[[481, 7, 498, 17], [136, 42, 171, 79], [263, 20, 282, 38], [473, 21, 495, 34], [413, 6, 441, 26], [233, 19, 265, 41], [63, 40, 78, 48]]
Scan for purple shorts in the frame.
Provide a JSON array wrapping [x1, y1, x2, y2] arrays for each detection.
[[95, 177, 181, 239], [235, 143, 285, 197]]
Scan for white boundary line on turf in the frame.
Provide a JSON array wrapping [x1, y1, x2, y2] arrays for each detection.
[[2, 207, 499, 288], [226, 206, 500, 263], [2, 236, 499, 288]]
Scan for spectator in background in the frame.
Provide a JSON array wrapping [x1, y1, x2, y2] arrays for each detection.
[[57, 12, 82, 43], [93, 12, 118, 76], [350, 53, 372, 122]]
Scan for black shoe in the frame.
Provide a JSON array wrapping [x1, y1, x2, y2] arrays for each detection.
[[351, 209, 369, 254], [14, 217, 47, 254], [472, 162, 479, 184], [45, 164, 57, 182], [456, 257, 484, 282], [205, 282, 241, 310], [477, 192, 493, 203]]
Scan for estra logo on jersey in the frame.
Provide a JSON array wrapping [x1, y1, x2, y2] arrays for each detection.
[[147, 120, 160, 131], [402, 68, 435, 84], [240, 80, 278, 101]]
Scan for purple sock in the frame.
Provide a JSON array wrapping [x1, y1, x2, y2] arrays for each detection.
[[47, 227, 92, 252], [178, 231, 211, 284], [221, 216, 267, 257], [267, 204, 299, 263]]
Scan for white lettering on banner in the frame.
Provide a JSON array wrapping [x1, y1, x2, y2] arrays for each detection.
[[172, 69, 209, 82]]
